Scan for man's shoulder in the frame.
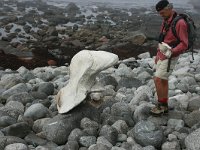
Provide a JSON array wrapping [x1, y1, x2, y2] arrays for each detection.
[[173, 16, 187, 27]]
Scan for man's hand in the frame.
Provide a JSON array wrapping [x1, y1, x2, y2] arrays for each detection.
[[158, 42, 172, 58]]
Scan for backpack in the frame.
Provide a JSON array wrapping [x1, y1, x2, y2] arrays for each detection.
[[171, 13, 196, 59]]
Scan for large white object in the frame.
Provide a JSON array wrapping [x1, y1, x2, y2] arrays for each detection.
[[56, 50, 119, 113]]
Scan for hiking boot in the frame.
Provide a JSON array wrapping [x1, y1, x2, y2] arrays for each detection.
[[150, 102, 168, 116]]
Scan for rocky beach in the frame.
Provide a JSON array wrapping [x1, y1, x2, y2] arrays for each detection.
[[1, 0, 200, 150]]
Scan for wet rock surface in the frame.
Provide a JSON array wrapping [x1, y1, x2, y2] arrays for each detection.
[[1, 0, 199, 70]]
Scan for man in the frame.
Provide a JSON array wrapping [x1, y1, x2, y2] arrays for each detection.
[[151, 0, 188, 115]]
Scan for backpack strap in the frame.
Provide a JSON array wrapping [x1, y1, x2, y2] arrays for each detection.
[[171, 15, 183, 43]]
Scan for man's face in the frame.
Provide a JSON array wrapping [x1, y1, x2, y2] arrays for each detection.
[[158, 8, 171, 19]]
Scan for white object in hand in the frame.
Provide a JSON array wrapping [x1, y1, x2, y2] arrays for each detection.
[[158, 42, 172, 58], [158, 42, 171, 52]]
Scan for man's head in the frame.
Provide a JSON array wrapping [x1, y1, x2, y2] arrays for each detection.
[[156, 0, 173, 19]]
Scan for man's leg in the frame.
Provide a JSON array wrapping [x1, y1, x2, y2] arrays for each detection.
[[151, 59, 170, 115], [151, 76, 169, 115], [151, 57, 179, 115], [154, 76, 168, 103]]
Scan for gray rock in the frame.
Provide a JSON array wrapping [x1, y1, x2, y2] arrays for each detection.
[[64, 140, 79, 150], [101, 113, 122, 126], [161, 141, 181, 150], [0, 131, 4, 136], [168, 111, 184, 120], [185, 128, 200, 150], [170, 94, 190, 110], [188, 96, 200, 111], [1, 122, 31, 138], [0, 136, 6, 150], [17, 66, 29, 75], [115, 63, 133, 77], [133, 103, 153, 122], [42, 102, 100, 145], [99, 125, 118, 145], [88, 143, 110, 150], [23, 72, 35, 82], [41, 115, 80, 145], [68, 128, 84, 141], [147, 116, 168, 126], [24, 103, 50, 121], [5, 101, 24, 114], [82, 127, 98, 136], [143, 145, 156, 150], [96, 136, 113, 148], [66, 2, 80, 15], [194, 73, 200, 81], [34, 71, 55, 82], [112, 120, 128, 134], [132, 120, 164, 148], [111, 102, 134, 126], [117, 134, 127, 142], [181, 76, 197, 86], [99, 75, 118, 88], [137, 71, 152, 83], [34, 141, 58, 150], [184, 110, 200, 127], [46, 26, 58, 36], [176, 83, 189, 93], [79, 147, 88, 150], [138, 52, 151, 59], [168, 134, 177, 141], [0, 74, 24, 90], [4, 143, 28, 150], [35, 145, 49, 150], [120, 142, 133, 150], [37, 82, 54, 96], [128, 32, 146, 45], [2, 83, 28, 99], [133, 85, 153, 100], [80, 118, 99, 130], [130, 92, 149, 105], [6, 92, 34, 105], [167, 119, 185, 129], [32, 118, 51, 133], [0, 116, 16, 127], [117, 77, 142, 89], [168, 90, 176, 97], [0, 136, 26, 150], [0, 104, 24, 119], [79, 136, 96, 147], [30, 91, 47, 100], [24, 133, 48, 146], [111, 147, 126, 150]]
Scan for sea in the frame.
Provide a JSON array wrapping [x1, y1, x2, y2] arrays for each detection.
[[43, 0, 195, 11]]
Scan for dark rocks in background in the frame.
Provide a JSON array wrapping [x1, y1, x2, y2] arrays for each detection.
[[1, 0, 200, 70], [66, 2, 81, 16], [0, 0, 160, 70]]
